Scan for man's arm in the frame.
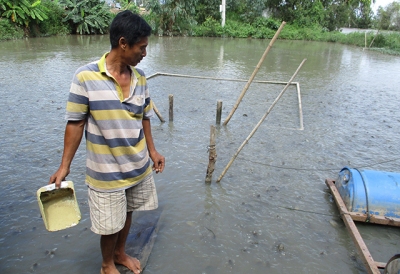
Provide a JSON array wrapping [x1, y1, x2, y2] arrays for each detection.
[[49, 120, 86, 188], [142, 118, 165, 173]]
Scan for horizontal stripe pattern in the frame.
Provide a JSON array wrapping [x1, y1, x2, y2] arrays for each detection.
[[85, 168, 151, 191], [65, 53, 154, 191]]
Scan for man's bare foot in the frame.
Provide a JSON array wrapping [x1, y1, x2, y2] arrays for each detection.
[[100, 264, 120, 274], [114, 253, 141, 274]]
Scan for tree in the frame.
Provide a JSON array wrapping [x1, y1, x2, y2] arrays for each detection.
[[59, 0, 113, 35], [194, 0, 220, 24], [0, 0, 48, 32], [140, 0, 381, 34], [375, 1, 400, 30], [145, 0, 198, 35], [347, 0, 374, 28], [292, 1, 326, 27], [264, 0, 374, 29], [225, 0, 267, 23], [324, 1, 351, 30]]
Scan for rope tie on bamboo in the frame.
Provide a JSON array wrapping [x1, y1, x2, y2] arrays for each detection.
[[207, 145, 216, 153]]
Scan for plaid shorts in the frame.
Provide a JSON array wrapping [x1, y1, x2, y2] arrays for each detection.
[[88, 175, 158, 235]]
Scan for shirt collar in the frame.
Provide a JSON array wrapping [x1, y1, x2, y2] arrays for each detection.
[[98, 52, 141, 80]]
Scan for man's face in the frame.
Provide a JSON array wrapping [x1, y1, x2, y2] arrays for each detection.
[[126, 36, 148, 67]]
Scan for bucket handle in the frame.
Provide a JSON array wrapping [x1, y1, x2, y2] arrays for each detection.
[[41, 181, 70, 192]]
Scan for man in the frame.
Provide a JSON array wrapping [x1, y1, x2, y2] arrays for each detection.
[[49, 11, 165, 274]]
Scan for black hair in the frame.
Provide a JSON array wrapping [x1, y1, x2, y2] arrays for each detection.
[[109, 11, 152, 49]]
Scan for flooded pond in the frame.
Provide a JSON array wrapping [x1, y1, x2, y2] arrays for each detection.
[[1, 35, 400, 274]]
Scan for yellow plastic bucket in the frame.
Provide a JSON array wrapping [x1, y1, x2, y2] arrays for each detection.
[[37, 181, 81, 232]]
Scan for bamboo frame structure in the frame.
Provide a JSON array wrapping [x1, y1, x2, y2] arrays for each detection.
[[325, 179, 399, 273], [148, 72, 299, 85], [223, 21, 286, 126], [216, 59, 307, 182], [147, 72, 303, 130]]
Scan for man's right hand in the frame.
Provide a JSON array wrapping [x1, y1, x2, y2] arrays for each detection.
[[47, 120, 85, 189], [49, 167, 70, 189]]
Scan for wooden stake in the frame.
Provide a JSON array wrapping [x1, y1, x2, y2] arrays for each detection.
[[217, 59, 307, 182], [168, 94, 173, 122], [223, 21, 286, 126], [205, 125, 217, 183], [216, 100, 222, 125], [152, 101, 165, 123], [365, 32, 367, 49]]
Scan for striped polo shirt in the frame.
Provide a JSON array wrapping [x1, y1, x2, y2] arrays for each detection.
[[65, 53, 154, 192]]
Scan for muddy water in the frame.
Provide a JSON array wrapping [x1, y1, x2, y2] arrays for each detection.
[[1, 35, 400, 274]]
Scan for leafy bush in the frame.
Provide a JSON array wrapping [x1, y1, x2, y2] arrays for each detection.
[[252, 17, 280, 30], [371, 33, 386, 48], [298, 27, 323, 41], [0, 18, 24, 40], [193, 17, 223, 37], [385, 33, 400, 50], [194, 0, 221, 25], [323, 31, 342, 42], [144, 0, 197, 36], [0, 0, 48, 35], [36, 0, 70, 36], [141, 12, 160, 35], [279, 24, 300, 40], [343, 32, 367, 47], [223, 20, 253, 38], [59, 0, 113, 35]]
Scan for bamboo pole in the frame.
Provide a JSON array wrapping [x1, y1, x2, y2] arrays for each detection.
[[217, 58, 307, 183], [169, 94, 173, 122], [216, 100, 222, 125], [205, 125, 217, 183], [365, 32, 367, 49], [152, 101, 165, 123], [223, 21, 286, 126], [325, 179, 381, 274], [369, 30, 380, 48], [149, 71, 299, 86], [296, 82, 304, 130]]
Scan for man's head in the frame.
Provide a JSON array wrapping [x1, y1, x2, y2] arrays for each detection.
[[109, 11, 152, 49]]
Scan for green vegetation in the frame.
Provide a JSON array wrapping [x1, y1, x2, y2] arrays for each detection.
[[0, 0, 68, 37], [0, 18, 24, 39], [0, 0, 48, 26], [0, 0, 48, 35], [59, 0, 113, 35], [374, 1, 400, 30], [0, 0, 399, 55], [35, 0, 70, 36]]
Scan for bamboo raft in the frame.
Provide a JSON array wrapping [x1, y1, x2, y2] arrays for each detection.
[[325, 179, 400, 274]]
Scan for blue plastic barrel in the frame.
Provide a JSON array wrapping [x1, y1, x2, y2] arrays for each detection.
[[336, 167, 400, 218]]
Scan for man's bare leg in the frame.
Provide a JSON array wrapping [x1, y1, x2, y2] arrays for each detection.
[[100, 233, 120, 274], [114, 211, 141, 274]]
